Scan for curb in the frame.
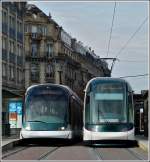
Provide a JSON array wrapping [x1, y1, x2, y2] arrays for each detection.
[[138, 141, 148, 152], [2, 139, 21, 152]]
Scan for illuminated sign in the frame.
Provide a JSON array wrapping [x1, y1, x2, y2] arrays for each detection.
[[9, 100, 23, 128]]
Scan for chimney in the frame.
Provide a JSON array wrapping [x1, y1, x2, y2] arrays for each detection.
[[49, 12, 52, 19]]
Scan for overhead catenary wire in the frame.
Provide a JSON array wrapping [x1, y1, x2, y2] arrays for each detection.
[[119, 59, 147, 63], [106, 1, 117, 57], [110, 16, 148, 72], [115, 16, 148, 58], [119, 73, 149, 79]]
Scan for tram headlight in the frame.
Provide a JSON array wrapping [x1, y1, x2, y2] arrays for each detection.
[[58, 126, 66, 131], [25, 126, 31, 130], [60, 127, 65, 130]]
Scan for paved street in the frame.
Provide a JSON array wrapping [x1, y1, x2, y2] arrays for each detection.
[[2, 141, 148, 160]]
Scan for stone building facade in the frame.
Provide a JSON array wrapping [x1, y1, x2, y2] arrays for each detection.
[[2, 2, 26, 135], [133, 90, 148, 137], [24, 4, 111, 99]]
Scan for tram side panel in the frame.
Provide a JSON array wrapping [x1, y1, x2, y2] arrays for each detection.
[[70, 96, 83, 139]]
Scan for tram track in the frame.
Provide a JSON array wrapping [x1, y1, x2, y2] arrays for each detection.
[[2, 146, 29, 159], [125, 148, 145, 160], [2, 145, 61, 160], [2, 143, 147, 160], [91, 146, 147, 160], [38, 147, 60, 160], [92, 147, 103, 160]]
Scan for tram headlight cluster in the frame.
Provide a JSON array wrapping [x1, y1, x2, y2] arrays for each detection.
[[60, 127, 65, 130], [25, 126, 31, 131]]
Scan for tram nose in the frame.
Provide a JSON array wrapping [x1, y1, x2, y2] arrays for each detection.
[[91, 132, 128, 140]]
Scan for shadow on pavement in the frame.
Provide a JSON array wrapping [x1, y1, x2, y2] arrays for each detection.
[[83, 140, 138, 148], [19, 138, 82, 147], [18, 139, 138, 148]]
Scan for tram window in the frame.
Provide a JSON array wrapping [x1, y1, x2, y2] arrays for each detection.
[[85, 83, 127, 124], [128, 92, 133, 123], [85, 94, 90, 123], [25, 92, 68, 124], [71, 97, 76, 128]]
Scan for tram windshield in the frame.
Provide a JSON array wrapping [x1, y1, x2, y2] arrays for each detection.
[[25, 87, 68, 125], [85, 82, 127, 124]]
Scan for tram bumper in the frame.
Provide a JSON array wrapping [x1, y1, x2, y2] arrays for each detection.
[[83, 128, 135, 141], [20, 130, 72, 139]]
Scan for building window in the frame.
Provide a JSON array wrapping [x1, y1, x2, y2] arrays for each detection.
[[32, 25, 37, 33], [47, 43, 53, 57], [17, 21, 20, 32], [9, 16, 11, 27], [17, 44, 20, 56], [17, 21, 22, 33], [25, 24, 27, 32], [2, 63, 7, 77], [17, 69, 22, 83], [43, 26, 47, 35], [20, 22, 23, 33], [12, 41, 15, 53], [31, 64, 39, 81], [9, 16, 15, 28], [9, 40, 15, 53], [46, 64, 54, 77], [2, 11, 7, 23], [26, 24, 31, 33], [2, 37, 7, 49], [31, 42, 38, 57], [17, 68, 19, 82], [12, 17, 15, 28], [17, 44, 22, 56], [37, 25, 47, 35], [9, 66, 15, 80], [9, 41, 11, 53], [38, 25, 43, 34]]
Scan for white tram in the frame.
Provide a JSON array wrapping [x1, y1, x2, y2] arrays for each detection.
[[83, 77, 135, 144], [20, 84, 83, 140]]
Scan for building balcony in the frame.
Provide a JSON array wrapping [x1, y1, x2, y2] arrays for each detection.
[[45, 75, 54, 83], [30, 75, 40, 82], [9, 52, 16, 64], [2, 23, 8, 35], [2, 49, 7, 61], [46, 52, 55, 59], [26, 53, 48, 62], [9, 28, 16, 39], [31, 33, 42, 40]]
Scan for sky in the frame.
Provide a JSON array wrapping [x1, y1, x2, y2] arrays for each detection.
[[29, 1, 149, 93]]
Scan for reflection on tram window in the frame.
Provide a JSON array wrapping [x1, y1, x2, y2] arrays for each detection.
[[26, 93, 68, 124]]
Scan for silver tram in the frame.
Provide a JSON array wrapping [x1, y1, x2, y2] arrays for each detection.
[[83, 77, 135, 144], [20, 84, 83, 140]]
